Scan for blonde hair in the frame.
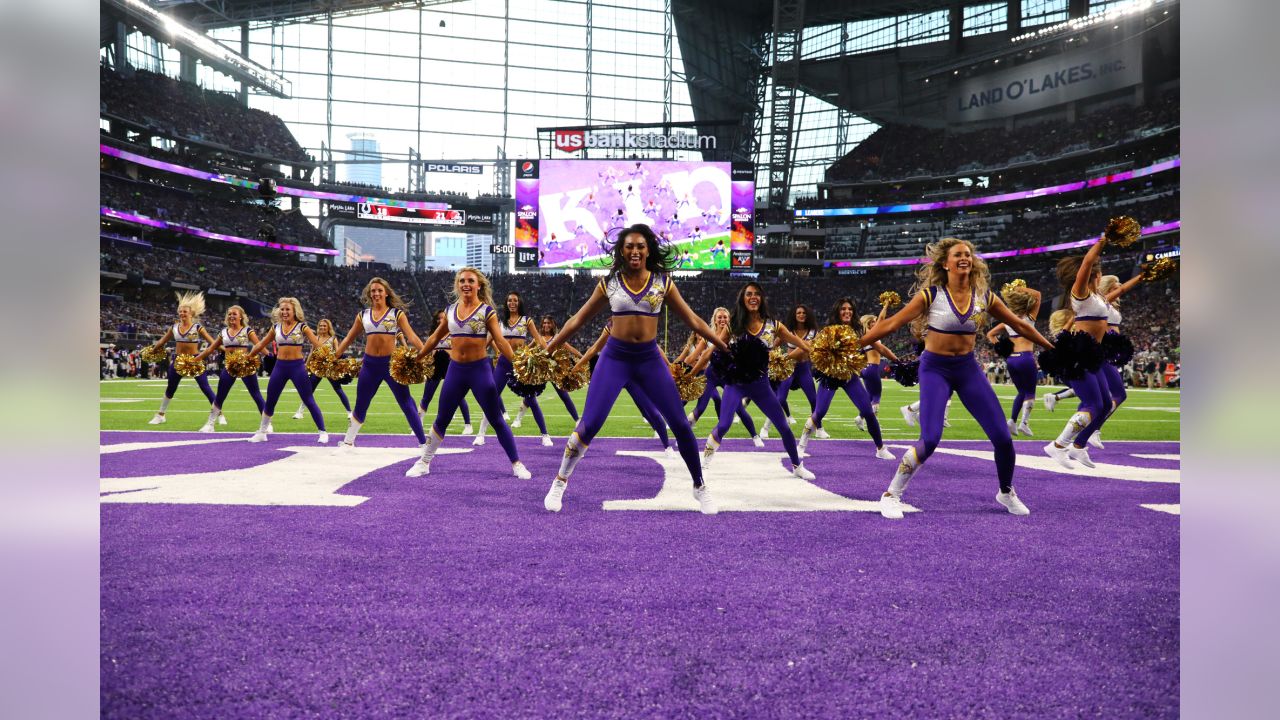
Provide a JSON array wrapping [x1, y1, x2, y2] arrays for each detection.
[[711, 306, 730, 324], [315, 318, 334, 339], [361, 277, 409, 310], [451, 267, 495, 307], [859, 314, 878, 333], [224, 304, 247, 327], [912, 238, 990, 300], [1098, 275, 1121, 307], [1002, 287, 1036, 317], [1049, 308, 1074, 335], [176, 290, 205, 318], [271, 297, 306, 325]]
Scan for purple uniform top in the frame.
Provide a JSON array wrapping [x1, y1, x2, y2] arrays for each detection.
[[599, 271, 672, 317], [923, 286, 994, 336]]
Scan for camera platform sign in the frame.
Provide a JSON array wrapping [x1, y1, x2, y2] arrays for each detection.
[[424, 163, 483, 175]]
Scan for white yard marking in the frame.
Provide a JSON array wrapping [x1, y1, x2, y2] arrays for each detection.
[[602, 450, 917, 513], [1131, 453, 1180, 461], [101, 437, 250, 455], [886, 444, 1181, 484], [1141, 503, 1180, 515]]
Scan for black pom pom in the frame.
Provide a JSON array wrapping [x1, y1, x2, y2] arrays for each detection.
[[335, 374, 354, 386], [994, 336, 1014, 358], [505, 375, 546, 398], [1100, 332, 1134, 367], [813, 369, 842, 390], [431, 350, 451, 381], [1039, 331, 1104, 381], [710, 334, 770, 385], [890, 359, 920, 387]]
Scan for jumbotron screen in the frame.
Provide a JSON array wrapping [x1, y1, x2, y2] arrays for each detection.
[[514, 159, 755, 270]]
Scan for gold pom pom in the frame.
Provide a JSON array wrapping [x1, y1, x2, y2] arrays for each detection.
[[224, 350, 261, 378], [173, 353, 206, 378], [878, 291, 902, 309], [768, 347, 796, 383], [1140, 257, 1178, 283], [810, 325, 868, 382], [389, 345, 433, 385], [140, 345, 167, 364], [512, 344, 555, 385], [305, 344, 336, 379], [670, 363, 707, 403], [1104, 216, 1142, 248], [550, 348, 577, 383], [555, 365, 591, 393], [333, 357, 362, 381], [1001, 279, 1027, 296]]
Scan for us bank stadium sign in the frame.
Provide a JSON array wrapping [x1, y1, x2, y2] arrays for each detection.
[[948, 43, 1143, 122]]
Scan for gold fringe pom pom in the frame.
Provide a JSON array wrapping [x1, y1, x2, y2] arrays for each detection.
[[550, 348, 577, 383], [389, 345, 433, 385], [1103, 216, 1142, 248], [332, 357, 362, 382], [305, 344, 336, 379], [1001, 279, 1027, 296], [810, 325, 868, 382], [1140, 257, 1178, 283], [670, 363, 707, 403], [173, 353, 206, 378], [224, 350, 261, 378], [140, 345, 168, 364], [512, 344, 555, 385], [555, 365, 591, 393], [878, 291, 902, 309], [768, 347, 796, 383]]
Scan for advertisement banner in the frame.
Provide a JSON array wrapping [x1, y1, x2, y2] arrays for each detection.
[[948, 42, 1143, 122], [513, 160, 540, 269]]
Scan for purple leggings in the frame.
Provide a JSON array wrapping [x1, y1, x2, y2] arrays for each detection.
[[777, 360, 821, 427], [432, 357, 519, 462], [860, 363, 884, 406], [692, 368, 758, 434], [577, 337, 702, 485], [264, 359, 325, 431], [308, 373, 352, 412], [352, 354, 426, 444], [420, 377, 470, 424], [213, 369, 264, 413], [494, 355, 548, 434], [1006, 352, 1039, 422], [714, 377, 802, 466], [623, 383, 670, 448], [1068, 366, 1114, 448], [812, 376, 884, 449], [164, 356, 215, 403], [552, 386, 580, 421], [914, 351, 1014, 493]]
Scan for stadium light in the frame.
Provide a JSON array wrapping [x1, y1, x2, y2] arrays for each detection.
[[1009, 0, 1160, 44]]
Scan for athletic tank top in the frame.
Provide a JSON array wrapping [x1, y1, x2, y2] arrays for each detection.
[[599, 271, 671, 317], [923, 286, 993, 335], [274, 322, 306, 347], [448, 302, 494, 338], [173, 322, 202, 344], [1006, 315, 1033, 339], [502, 315, 531, 340], [220, 326, 252, 349], [362, 307, 400, 336], [1106, 303, 1122, 328], [1071, 291, 1109, 322], [748, 318, 781, 348]]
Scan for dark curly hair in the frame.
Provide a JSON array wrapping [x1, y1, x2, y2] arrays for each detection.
[[606, 223, 677, 277], [730, 282, 772, 336], [788, 304, 817, 335]]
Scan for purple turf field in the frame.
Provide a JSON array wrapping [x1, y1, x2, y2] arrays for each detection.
[[101, 431, 1178, 718]]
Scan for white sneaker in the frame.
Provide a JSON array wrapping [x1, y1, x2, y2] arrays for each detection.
[[942, 416, 952, 428], [760, 426, 770, 439], [148, 413, 166, 425], [1087, 432, 1104, 450], [544, 478, 567, 512], [787, 415, 796, 425], [797, 431, 811, 455], [1067, 446, 1096, 468], [541, 435, 554, 447], [248, 432, 268, 443], [693, 484, 719, 515], [198, 421, 215, 433], [405, 459, 430, 477], [332, 441, 354, 455], [875, 446, 896, 460], [1017, 422, 1033, 437], [664, 446, 676, 457], [292, 410, 305, 420], [512, 462, 532, 480], [686, 412, 696, 424], [880, 492, 904, 520], [900, 405, 918, 428], [317, 432, 329, 443], [218, 414, 228, 426], [266, 422, 274, 433], [1044, 393, 1059, 412], [1007, 419, 1017, 436], [855, 416, 867, 432], [751, 435, 765, 448], [792, 463, 816, 481], [997, 489, 1030, 515], [814, 428, 832, 440], [512, 417, 522, 429], [473, 434, 486, 446], [1043, 442, 1076, 469], [461, 423, 474, 435], [503, 412, 511, 422]]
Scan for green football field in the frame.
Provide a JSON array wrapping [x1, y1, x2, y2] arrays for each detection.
[[548, 231, 734, 270], [100, 377, 1180, 442]]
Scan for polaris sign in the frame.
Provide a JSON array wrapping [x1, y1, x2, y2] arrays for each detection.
[[553, 129, 717, 154], [424, 163, 483, 174]]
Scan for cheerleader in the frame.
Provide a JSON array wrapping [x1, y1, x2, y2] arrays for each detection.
[[698, 282, 815, 479], [984, 286, 1042, 436], [418, 309, 473, 436], [539, 223, 728, 513], [193, 305, 265, 433], [145, 291, 218, 426], [858, 238, 1054, 519], [795, 299, 895, 460], [407, 267, 531, 479], [535, 315, 581, 423], [687, 307, 762, 444], [332, 277, 429, 451], [572, 323, 678, 457], [775, 305, 822, 433], [241, 297, 328, 443], [488, 292, 554, 447], [291, 318, 352, 421], [858, 313, 899, 419]]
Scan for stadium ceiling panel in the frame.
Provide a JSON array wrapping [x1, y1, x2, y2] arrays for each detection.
[[149, 0, 461, 29]]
